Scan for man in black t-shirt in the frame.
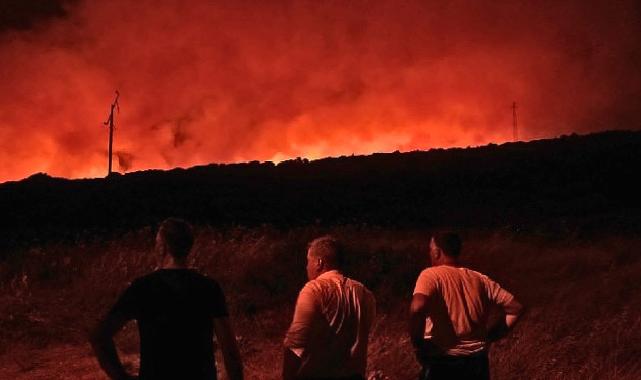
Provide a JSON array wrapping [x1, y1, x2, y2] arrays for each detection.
[[91, 218, 243, 380]]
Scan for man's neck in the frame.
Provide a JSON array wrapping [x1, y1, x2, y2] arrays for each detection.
[[317, 268, 341, 278], [434, 258, 459, 267]]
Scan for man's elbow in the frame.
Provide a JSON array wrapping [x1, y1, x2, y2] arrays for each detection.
[[504, 300, 526, 332], [409, 304, 422, 317], [409, 295, 427, 317], [505, 298, 525, 317], [283, 347, 301, 380]]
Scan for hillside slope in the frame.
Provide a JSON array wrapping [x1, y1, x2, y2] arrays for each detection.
[[2, 130, 640, 251]]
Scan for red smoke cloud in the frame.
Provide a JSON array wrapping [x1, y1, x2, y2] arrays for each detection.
[[1, 1, 640, 182]]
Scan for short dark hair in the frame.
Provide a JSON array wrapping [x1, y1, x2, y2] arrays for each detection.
[[308, 235, 344, 268], [433, 232, 462, 258], [158, 218, 194, 259]]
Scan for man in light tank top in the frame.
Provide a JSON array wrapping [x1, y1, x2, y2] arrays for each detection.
[[409, 232, 524, 380]]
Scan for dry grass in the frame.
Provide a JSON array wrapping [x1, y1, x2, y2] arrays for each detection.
[[1, 225, 641, 379]]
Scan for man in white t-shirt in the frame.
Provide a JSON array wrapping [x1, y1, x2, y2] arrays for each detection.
[[409, 232, 524, 380], [283, 236, 376, 380]]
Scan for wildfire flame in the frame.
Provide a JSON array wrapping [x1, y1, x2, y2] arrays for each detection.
[[1, 0, 640, 182]]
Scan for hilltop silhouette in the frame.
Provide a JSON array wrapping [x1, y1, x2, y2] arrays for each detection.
[[1, 130, 640, 250]]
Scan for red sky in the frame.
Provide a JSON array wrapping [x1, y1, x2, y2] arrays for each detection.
[[1, 0, 640, 182]]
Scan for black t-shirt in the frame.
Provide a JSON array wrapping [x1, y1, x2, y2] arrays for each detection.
[[110, 269, 228, 380]]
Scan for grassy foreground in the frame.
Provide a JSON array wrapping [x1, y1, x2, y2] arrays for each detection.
[[1, 225, 641, 379]]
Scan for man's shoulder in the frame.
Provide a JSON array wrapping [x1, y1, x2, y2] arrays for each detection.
[[345, 276, 372, 293], [419, 265, 486, 278], [356, 279, 376, 305], [128, 271, 159, 286], [183, 270, 224, 292], [414, 268, 440, 294], [303, 272, 370, 292], [303, 274, 375, 307], [301, 277, 325, 294], [322, 274, 374, 298], [417, 266, 450, 279], [304, 271, 339, 288], [414, 266, 463, 290], [131, 269, 171, 284], [458, 267, 494, 282]]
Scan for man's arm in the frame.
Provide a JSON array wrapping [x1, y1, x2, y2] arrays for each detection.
[[213, 317, 244, 380], [90, 311, 135, 380], [409, 293, 428, 362], [487, 297, 525, 342], [282, 284, 317, 380], [282, 347, 301, 380]]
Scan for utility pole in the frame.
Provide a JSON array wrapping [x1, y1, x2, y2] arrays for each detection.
[[512, 101, 518, 142], [104, 91, 120, 176]]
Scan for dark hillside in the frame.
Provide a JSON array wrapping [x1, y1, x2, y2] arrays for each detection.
[[1, 130, 640, 250]]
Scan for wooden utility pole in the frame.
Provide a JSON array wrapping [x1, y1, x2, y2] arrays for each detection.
[[512, 101, 518, 142], [104, 91, 120, 176]]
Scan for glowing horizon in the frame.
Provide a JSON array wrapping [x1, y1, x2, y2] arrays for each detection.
[[1, 1, 640, 183]]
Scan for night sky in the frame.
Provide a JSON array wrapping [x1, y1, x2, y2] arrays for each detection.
[[1, 0, 640, 182]]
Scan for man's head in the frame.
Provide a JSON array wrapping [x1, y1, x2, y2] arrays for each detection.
[[306, 235, 343, 280], [429, 231, 462, 266], [156, 218, 194, 262]]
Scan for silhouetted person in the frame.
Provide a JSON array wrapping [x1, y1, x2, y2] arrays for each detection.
[[409, 232, 524, 380], [283, 236, 376, 380], [91, 218, 243, 380]]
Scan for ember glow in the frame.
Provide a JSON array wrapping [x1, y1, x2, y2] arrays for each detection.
[[1, 0, 640, 182]]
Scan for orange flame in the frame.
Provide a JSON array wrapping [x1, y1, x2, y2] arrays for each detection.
[[1, 0, 640, 182]]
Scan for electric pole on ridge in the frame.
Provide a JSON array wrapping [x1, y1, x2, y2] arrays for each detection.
[[104, 91, 120, 177], [512, 101, 518, 142]]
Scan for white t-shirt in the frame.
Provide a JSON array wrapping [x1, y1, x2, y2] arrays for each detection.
[[413, 265, 515, 356], [284, 270, 376, 378]]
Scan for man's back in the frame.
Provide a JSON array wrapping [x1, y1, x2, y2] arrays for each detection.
[[413, 266, 514, 355], [285, 270, 376, 378], [111, 268, 228, 379]]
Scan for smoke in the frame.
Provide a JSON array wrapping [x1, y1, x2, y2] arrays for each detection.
[[1, 0, 640, 182], [116, 151, 134, 172]]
